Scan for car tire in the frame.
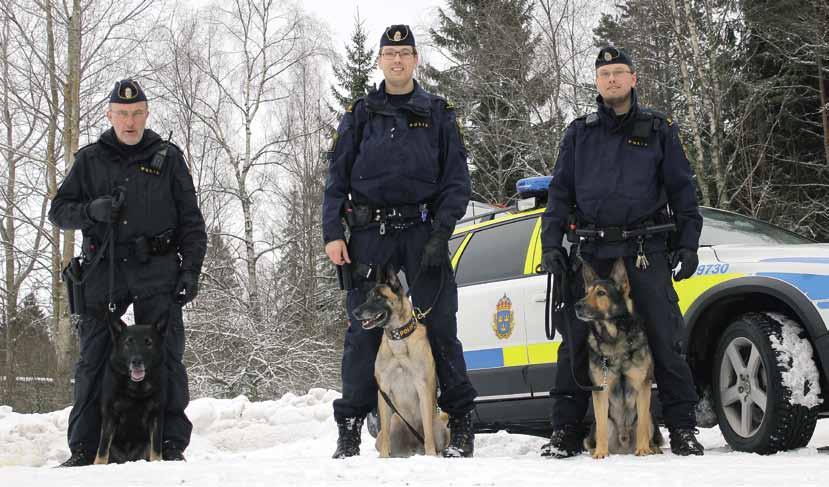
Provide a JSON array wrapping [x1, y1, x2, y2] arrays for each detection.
[[712, 312, 819, 454]]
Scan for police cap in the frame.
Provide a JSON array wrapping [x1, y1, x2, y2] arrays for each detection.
[[109, 79, 147, 104], [595, 46, 634, 70], [380, 24, 415, 48]]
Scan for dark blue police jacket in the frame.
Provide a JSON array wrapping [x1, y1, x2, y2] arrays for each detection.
[[541, 89, 702, 258], [322, 80, 471, 243]]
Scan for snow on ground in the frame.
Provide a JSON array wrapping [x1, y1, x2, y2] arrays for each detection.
[[2, 389, 828, 486]]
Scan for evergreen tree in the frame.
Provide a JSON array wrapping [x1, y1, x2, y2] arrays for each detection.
[[424, 0, 552, 205], [331, 12, 375, 111]]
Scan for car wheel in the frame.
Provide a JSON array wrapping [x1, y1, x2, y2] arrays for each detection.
[[712, 312, 819, 454]]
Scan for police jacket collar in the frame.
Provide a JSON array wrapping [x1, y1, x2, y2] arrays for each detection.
[[99, 128, 162, 158], [596, 88, 640, 132], [366, 79, 431, 117]]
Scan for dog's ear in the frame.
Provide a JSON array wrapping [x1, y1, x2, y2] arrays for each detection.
[[581, 261, 599, 287], [108, 316, 126, 343], [384, 264, 402, 293], [153, 311, 170, 336], [610, 258, 630, 296]]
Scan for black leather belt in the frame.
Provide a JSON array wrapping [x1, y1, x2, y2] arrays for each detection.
[[575, 223, 675, 243]]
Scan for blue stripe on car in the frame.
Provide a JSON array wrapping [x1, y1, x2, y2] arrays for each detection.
[[463, 349, 504, 370], [760, 257, 829, 264], [756, 273, 829, 301]]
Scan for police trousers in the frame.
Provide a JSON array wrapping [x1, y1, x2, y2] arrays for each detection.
[[552, 252, 699, 429], [333, 222, 478, 421], [67, 292, 192, 452]]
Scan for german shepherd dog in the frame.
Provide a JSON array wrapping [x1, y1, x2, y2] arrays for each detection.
[[353, 265, 449, 457], [574, 259, 663, 459], [94, 312, 168, 464]]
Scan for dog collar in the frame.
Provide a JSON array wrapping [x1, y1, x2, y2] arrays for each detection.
[[387, 316, 417, 341]]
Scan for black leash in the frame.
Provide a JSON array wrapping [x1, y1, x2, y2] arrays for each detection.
[[378, 387, 425, 444], [406, 262, 446, 322], [538, 251, 603, 393]]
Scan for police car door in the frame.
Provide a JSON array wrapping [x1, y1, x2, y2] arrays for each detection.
[[452, 216, 538, 422]]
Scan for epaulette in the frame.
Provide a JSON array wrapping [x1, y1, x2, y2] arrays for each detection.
[[73, 141, 98, 157], [346, 97, 366, 114], [577, 112, 600, 127]]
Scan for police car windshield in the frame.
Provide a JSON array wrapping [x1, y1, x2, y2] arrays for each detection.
[[699, 208, 813, 246]]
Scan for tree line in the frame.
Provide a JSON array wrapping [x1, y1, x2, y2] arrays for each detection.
[[1, 0, 826, 413]]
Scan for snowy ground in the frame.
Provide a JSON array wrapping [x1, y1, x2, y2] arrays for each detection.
[[2, 389, 828, 487]]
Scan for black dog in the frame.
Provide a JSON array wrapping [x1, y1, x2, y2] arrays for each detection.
[[94, 313, 167, 464]]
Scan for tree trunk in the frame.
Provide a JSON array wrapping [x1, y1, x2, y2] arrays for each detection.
[[54, 0, 83, 402], [668, 0, 711, 206], [682, 0, 725, 206], [1, 13, 19, 403]]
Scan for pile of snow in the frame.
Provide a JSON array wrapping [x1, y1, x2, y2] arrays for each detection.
[[2, 388, 829, 486], [768, 312, 824, 408]]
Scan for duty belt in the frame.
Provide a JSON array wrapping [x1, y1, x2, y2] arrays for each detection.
[[572, 222, 675, 243], [346, 202, 430, 235]]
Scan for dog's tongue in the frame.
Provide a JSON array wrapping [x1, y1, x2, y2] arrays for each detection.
[[130, 368, 146, 382]]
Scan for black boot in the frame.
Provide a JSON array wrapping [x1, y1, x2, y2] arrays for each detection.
[[668, 428, 704, 456], [162, 442, 187, 461], [332, 416, 364, 459], [540, 424, 586, 458], [56, 446, 94, 467], [442, 412, 475, 458]]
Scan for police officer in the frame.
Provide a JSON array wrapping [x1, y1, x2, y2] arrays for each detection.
[[539, 47, 704, 457], [49, 79, 207, 466], [323, 25, 477, 458]]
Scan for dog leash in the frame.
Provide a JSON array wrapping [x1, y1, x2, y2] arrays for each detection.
[[539, 249, 604, 393], [377, 388, 426, 445], [406, 262, 445, 321]]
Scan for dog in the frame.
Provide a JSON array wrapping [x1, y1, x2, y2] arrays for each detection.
[[94, 312, 168, 464], [574, 259, 663, 459], [353, 265, 449, 457]]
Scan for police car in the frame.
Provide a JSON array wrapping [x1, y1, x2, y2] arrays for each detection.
[[454, 176, 829, 454]]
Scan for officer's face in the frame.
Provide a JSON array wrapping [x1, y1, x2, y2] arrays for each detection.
[[378, 47, 418, 86], [596, 64, 637, 104], [107, 101, 149, 146]]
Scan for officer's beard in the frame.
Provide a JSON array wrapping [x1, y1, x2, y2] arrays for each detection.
[[602, 90, 632, 115]]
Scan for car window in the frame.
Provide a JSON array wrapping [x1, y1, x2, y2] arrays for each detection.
[[699, 208, 813, 246], [455, 217, 537, 286]]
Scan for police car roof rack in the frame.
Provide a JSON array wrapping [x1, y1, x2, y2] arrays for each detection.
[[455, 205, 518, 227]]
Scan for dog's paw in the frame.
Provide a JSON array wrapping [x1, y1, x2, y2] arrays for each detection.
[[635, 447, 652, 456], [592, 449, 609, 459]]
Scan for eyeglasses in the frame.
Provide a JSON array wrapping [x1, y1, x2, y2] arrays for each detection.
[[597, 69, 632, 79], [110, 109, 148, 120], [381, 49, 415, 60]]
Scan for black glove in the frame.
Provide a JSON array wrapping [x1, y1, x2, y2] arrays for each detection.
[[174, 271, 199, 305], [540, 247, 569, 276], [420, 228, 452, 268], [86, 188, 126, 223], [86, 196, 116, 223], [671, 248, 699, 281]]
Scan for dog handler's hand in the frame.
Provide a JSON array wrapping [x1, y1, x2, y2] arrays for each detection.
[[540, 247, 568, 276], [671, 248, 699, 281], [174, 271, 199, 305], [325, 239, 351, 266], [420, 228, 452, 268]]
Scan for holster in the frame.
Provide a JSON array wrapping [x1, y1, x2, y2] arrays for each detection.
[[336, 263, 354, 291], [61, 256, 86, 315]]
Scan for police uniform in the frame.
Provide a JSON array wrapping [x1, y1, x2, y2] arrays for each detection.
[[540, 48, 704, 454], [322, 25, 477, 457], [49, 80, 207, 461]]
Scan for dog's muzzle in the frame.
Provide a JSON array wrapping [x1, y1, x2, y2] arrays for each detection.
[[359, 311, 387, 330], [130, 367, 145, 382]]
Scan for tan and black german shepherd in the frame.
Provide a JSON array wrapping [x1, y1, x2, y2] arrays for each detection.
[[353, 265, 449, 457], [574, 259, 664, 459]]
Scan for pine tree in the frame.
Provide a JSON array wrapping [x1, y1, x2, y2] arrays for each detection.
[[423, 0, 552, 205], [331, 12, 375, 111]]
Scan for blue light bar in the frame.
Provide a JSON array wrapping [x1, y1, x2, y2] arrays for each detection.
[[516, 176, 552, 198]]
